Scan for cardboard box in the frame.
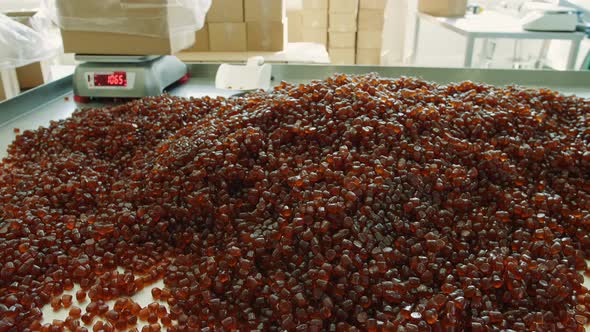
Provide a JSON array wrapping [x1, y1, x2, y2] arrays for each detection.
[[356, 48, 381, 64], [56, 0, 198, 37], [287, 11, 303, 42], [247, 21, 287, 51], [245, 0, 286, 22], [329, 13, 358, 32], [0, 69, 20, 102], [358, 9, 384, 30], [302, 9, 328, 28], [185, 24, 210, 51], [61, 30, 195, 55], [209, 23, 247, 51], [329, 32, 356, 48], [329, 48, 355, 64], [329, 0, 358, 13], [356, 30, 381, 49], [16, 62, 52, 90], [418, 0, 467, 17], [302, 28, 328, 45], [57, 0, 200, 54], [360, 0, 387, 9], [207, 0, 244, 22], [303, 0, 328, 9]]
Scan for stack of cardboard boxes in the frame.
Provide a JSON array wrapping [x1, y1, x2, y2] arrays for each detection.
[[356, 0, 386, 64], [328, 0, 358, 64], [299, 0, 328, 46], [185, 0, 287, 53], [185, 0, 239, 52], [204, 0, 246, 51], [287, 10, 303, 43], [288, 0, 387, 65], [246, 0, 287, 51]]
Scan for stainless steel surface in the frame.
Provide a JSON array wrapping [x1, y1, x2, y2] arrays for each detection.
[[269, 64, 590, 92], [1, 64, 590, 160], [73, 56, 187, 98], [1, 64, 590, 327]]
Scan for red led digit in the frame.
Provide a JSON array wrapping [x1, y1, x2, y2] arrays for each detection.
[[94, 72, 127, 87]]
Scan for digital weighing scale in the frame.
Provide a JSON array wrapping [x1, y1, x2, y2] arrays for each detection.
[[72, 55, 189, 102]]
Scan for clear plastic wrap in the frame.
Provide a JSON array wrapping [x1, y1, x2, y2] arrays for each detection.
[[0, 13, 62, 70], [44, 0, 211, 38]]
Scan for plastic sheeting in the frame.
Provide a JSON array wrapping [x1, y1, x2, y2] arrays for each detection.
[[0, 13, 62, 70]]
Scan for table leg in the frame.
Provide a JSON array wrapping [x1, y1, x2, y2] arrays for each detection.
[[409, 14, 421, 65], [536, 40, 551, 69], [480, 38, 490, 68], [464, 36, 475, 68], [566, 38, 581, 70]]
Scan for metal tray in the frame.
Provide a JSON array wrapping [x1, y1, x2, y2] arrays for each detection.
[[1, 63, 590, 327], [1, 64, 589, 159]]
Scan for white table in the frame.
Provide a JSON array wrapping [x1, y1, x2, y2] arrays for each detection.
[[411, 11, 586, 69]]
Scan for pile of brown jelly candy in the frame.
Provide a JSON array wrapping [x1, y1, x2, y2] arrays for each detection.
[[1, 74, 589, 331]]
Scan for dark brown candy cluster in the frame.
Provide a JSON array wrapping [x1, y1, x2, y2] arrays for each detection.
[[1, 74, 589, 331]]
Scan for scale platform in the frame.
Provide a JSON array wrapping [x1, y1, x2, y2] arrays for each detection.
[[73, 55, 189, 102]]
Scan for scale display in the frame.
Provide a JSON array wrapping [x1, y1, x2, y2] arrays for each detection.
[[86, 72, 135, 90], [94, 72, 127, 87], [75, 56, 187, 98]]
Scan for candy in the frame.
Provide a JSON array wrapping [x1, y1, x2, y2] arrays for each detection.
[[0, 74, 588, 330]]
